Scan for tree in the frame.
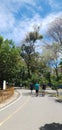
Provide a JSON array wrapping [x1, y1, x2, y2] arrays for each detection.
[[0, 36, 4, 46], [48, 17, 62, 44], [21, 26, 43, 78], [47, 17, 62, 53], [44, 17, 62, 81], [59, 59, 62, 66], [42, 43, 61, 82], [0, 37, 21, 89]]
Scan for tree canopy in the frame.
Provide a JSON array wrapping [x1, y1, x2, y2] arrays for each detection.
[[21, 27, 43, 78]]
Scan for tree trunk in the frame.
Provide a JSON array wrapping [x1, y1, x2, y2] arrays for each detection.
[[55, 67, 59, 81], [0, 80, 3, 90], [27, 65, 31, 78]]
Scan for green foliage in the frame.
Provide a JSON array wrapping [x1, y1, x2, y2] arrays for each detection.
[[30, 74, 39, 84], [0, 36, 4, 46], [25, 31, 43, 43], [59, 60, 62, 66], [21, 27, 43, 78], [50, 75, 62, 90], [0, 21, 62, 90], [0, 36, 22, 89]]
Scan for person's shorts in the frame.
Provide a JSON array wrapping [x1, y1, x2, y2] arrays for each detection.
[[36, 90, 38, 93]]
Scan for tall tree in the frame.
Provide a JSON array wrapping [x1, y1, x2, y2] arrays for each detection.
[[21, 26, 43, 78], [48, 18, 62, 43], [47, 17, 62, 53], [42, 43, 60, 81]]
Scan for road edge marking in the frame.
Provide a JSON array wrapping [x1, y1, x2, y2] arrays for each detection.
[[0, 96, 30, 126]]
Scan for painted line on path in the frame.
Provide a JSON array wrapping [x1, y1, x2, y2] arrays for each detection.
[[0, 96, 30, 126], [0, 90, 22, 112]]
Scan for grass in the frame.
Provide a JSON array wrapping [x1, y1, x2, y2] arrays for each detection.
[[57, 95, 62, 100]]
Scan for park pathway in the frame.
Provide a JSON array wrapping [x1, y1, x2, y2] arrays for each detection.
[[0, 89, 62, 130]]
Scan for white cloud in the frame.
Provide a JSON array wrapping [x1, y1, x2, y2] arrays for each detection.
[[40, 12, 62, 34], [12, 12, 62, 44], [8, 14, 42, 45], [0, 0, 35, 13], [0, 11, 62, 45], [0, 0, 62, 46], [0, 12, 15, 32], [47, 0, 62, 10]]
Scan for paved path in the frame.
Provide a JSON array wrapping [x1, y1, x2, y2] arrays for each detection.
[[0, 89, 62, 130]]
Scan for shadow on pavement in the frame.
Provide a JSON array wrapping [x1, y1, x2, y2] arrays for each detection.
[[22, 91, 43, 97], [22, 91, 46, 97], [39, 123, 62, 130], [22, 90, 36, 96], [55, 99, 62, 103], [22, 92, 31, 96]]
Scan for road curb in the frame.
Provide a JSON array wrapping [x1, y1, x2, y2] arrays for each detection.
[[0, 90, 20, 109]]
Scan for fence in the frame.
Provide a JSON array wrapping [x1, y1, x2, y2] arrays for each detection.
[[0, 87, 14, 103]]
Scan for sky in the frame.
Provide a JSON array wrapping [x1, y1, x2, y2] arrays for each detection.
[[0, 0, 62, 46]]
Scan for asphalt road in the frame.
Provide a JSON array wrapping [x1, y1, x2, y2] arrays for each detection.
[[0, 89, 62, 130]]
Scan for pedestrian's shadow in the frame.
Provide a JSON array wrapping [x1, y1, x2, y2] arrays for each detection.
[[22, 92, 31, 96], [22, 91, 37, 97], [39, 122, 62, 130]]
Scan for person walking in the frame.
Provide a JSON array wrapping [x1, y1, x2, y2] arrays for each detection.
[[42, 82, 46, 96], [30, 82, 34, 94], [34, 82, 40, 96]]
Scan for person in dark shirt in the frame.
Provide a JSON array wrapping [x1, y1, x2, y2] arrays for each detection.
[[30, 83, 34, 94], [42, 82, 46, 96]]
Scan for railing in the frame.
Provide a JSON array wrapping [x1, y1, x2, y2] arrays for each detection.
[[0, 87, 14, 103]]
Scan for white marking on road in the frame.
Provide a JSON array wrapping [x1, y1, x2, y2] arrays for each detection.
[[0, 96, 30, 126], [0, 90, 22, 112]]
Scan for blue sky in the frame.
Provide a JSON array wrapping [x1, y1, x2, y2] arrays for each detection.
[[0, 0, 62, 45]]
